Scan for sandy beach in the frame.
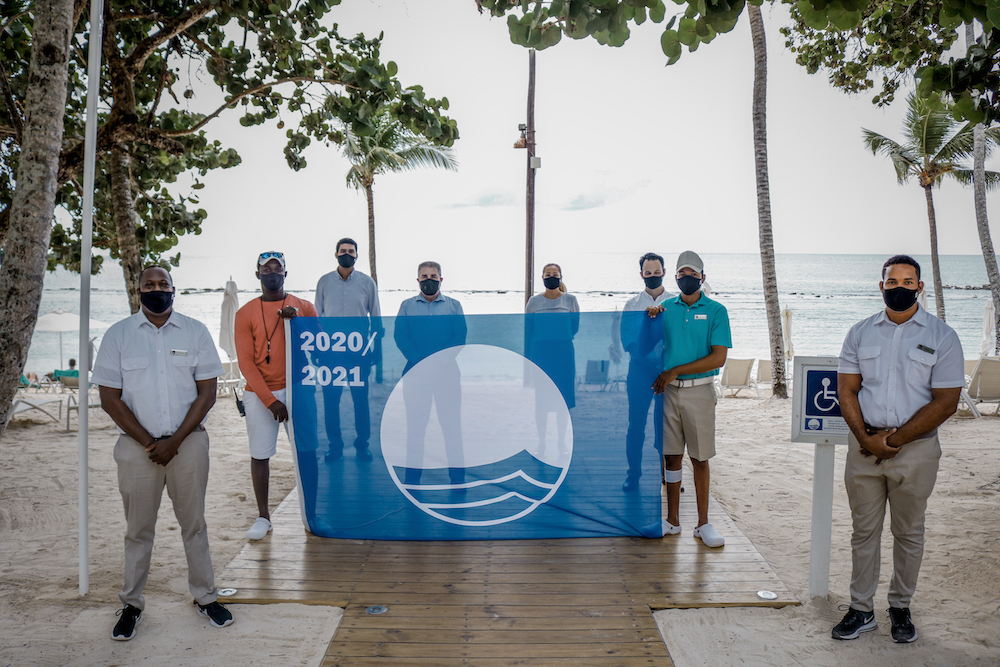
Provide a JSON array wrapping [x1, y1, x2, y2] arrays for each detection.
[[1, 388, 997, 666]]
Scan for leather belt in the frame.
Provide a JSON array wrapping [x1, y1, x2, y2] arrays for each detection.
[[669, 376, 716, 388]]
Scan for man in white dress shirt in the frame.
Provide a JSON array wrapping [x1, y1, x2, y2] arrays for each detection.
[[93, 266, 232, 641], [832, 255, 964, 644]]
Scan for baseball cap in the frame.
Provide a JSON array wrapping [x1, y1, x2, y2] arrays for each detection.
[[676, 250, 703, 274], [257, 251, 286, 270]]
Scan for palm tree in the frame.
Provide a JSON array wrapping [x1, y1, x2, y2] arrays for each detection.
[[862, 92, 1000, 321], [748, 4, 788, 399], [341, 111, 459, 284]]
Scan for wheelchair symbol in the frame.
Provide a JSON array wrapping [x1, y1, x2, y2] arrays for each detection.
[[813, 377, 839, 412]]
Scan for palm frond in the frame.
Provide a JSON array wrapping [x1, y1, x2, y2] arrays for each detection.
[[862, 129, 916, 183], [935, 122, 975, 163], [951, 168, 1000, 191]]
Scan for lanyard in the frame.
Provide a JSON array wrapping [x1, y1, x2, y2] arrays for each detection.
[[259, 296, 287, 364]]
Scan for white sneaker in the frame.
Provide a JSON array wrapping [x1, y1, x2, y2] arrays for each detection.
[[661, 519, 681, 536], [693, 523, 724, 548], [246, 517, 272, 540]]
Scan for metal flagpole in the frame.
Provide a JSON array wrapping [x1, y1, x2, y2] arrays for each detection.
[[79, 0, 106, 597]]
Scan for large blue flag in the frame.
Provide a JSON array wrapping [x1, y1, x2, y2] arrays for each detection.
[[286, 310, 664, 540]]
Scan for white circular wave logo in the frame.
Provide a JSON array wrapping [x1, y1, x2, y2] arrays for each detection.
[[380, 344, 573, 526]]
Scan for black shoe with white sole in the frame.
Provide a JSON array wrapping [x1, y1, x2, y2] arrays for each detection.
[[888, 607, 917, 643], [195, 600, 234, 628], [831, 606, 877, 640], [112, 604, 142, 641]]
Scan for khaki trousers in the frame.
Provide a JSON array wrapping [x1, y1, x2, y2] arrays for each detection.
[[845, 431, 940, 612], [115, 430, 217, 610], [663, 382, 717, 460]]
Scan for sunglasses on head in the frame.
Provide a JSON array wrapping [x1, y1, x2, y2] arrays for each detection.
[[258, 251, 284, 264]]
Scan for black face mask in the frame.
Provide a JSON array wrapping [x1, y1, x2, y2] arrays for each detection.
[[337, 253, 356, 268], [883, 286, 919, 312], [260, 273, 284, 292], [140, 290, 174, 314], [676, 275, 702, 296], [643, 275, 663, 290], [543, 276, 561, 290], [419, 279, 440, 296]]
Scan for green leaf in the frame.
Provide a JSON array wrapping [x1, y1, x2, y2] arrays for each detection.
[[661, 28, 681, 57], [386, 61, 398, 77], [650, 0, 667, 22], [635, 6, 647, 23], [796, 0, 828, 29]]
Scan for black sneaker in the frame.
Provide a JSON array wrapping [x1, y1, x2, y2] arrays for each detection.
[[112, 604, 142, 641], [888, 607, 917, 643], [831, 606, 877, 640], [195, 600, 234, 628]]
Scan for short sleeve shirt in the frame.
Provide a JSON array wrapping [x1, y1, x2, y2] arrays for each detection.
[[92, 310, 224, 437], [838, 305, 965, 428], [661, 293, 732, 379]]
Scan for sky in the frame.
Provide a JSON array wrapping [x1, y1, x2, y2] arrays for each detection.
[[129, 1, 1000, 293]]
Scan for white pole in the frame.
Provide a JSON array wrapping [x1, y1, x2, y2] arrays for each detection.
[[78, 0, 105, 598], [808, 442, 836, 599], [58, 331, 64, 369]]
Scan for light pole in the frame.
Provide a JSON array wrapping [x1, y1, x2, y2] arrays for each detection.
[[515, 50, 540, 306]]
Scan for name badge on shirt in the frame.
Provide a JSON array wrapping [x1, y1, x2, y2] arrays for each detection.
[[170, 349, 188, 356], [916, 344, 935, 354], [694, 314, 707, 320]]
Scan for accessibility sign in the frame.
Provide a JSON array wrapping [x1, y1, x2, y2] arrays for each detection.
[[792, 356, 849, 445]]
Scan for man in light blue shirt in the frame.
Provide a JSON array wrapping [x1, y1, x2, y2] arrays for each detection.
[[832, 255, 964, 644], [620, 252, 670, 492], [644, 251, 731, 547], [394, 261, 467, 485], [315, 238, 381, 461]]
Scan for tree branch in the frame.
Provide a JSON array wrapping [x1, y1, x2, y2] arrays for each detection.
[[156, 76, 350, 137], [123, 3, 215, 78]]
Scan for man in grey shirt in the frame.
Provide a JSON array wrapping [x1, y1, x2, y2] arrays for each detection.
[[314, 238, 382, 461], [832, 254, 964, 644]]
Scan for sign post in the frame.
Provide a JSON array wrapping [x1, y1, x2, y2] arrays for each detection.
[[791, 356, 849, 599]]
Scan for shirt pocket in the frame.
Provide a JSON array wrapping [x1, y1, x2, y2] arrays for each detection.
[[170, 354, 199, 368], [858, 346, 880, 379], [906, 347, 936, 386], [122, 357, 149, 374]]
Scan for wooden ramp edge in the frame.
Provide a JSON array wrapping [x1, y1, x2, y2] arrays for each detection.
[[218, 485, 798, 665]]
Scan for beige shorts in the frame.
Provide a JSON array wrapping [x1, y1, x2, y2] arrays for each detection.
[[663, 382, 717, 460]]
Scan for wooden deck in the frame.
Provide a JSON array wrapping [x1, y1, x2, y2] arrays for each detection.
[[219, 486, 797, 665]]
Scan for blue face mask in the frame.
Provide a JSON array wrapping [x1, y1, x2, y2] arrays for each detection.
[[139, 290, 174, 314], [676, 274, 702, 296], [260, 272, 284, 292]]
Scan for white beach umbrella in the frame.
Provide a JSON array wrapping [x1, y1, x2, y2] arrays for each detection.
[[219, 280, 240, 362], [34, 309, 112, 369], [781, 307, 794, 362], [981, 298, 997, 358]]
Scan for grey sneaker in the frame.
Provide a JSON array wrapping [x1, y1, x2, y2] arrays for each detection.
[[112, 604, 142, 641], [888, 607, 917, 643], [831, 606, 877, 640], [195, 600, 234, 628]]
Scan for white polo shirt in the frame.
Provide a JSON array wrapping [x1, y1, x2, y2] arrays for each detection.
[[93, 310, 224, 437], [838, 304, 965, 429]]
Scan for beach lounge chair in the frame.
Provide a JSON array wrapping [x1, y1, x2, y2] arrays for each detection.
[[756, 359, 772, 387], [966, 357, 1000, 416], [219, 360, 244, 395], [10, 395, 63, 422], [720, 358, 757, 398]]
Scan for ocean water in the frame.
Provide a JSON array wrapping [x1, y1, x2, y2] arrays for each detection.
[[24, 253, 995, 375]]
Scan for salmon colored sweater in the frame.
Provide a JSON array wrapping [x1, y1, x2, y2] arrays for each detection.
[[234, 294, 317, 407]]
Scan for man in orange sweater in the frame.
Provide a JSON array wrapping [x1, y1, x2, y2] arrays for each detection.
[[235, 252, 318, 540]]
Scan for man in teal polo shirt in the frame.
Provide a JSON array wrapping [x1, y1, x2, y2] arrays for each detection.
[[647, 251, 731, 547]]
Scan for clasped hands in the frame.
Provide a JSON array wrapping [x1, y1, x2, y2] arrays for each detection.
[[861, 428, 900, 464]]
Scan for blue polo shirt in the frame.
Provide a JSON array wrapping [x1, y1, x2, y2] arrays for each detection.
[[661, 293, 732, 379]]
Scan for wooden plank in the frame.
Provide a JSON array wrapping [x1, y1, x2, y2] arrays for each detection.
[[321, 659, 666, 667], [324, 641, 669, 659]]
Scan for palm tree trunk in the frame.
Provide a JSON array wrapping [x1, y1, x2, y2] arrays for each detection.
[[365, 181, 377, 285], [0, 0, 74, 432], [749, 5, 787, 398], [966, 25, 1000, 353], [923, 185, 946, 321], [110, 149, 143, 313]]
